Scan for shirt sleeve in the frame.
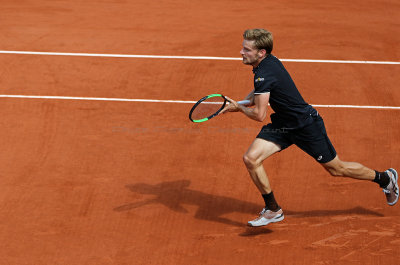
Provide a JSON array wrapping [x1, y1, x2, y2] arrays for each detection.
[[254, 71, 275, 94]]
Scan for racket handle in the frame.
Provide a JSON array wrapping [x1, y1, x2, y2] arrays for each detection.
[[237, 99, 251, 105]]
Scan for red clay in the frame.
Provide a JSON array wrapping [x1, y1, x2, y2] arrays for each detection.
[[0, 0, 399, 264]]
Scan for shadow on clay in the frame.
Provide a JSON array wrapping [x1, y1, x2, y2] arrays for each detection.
[[114, 180, 384, 230]]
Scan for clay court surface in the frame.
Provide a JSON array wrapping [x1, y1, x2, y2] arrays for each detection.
[[1, 0, 400, 264]]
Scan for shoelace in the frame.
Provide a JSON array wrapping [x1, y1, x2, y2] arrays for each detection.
[[260, 208, 268, 215], [252, 208, 268, 222]]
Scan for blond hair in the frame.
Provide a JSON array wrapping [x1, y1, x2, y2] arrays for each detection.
[[243, 29, 273, 54]]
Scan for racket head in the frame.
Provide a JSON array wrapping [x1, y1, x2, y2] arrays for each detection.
[[189, 94, 227, 123]]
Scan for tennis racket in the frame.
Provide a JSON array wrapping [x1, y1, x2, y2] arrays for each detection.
[[189, 94, 250, 123]]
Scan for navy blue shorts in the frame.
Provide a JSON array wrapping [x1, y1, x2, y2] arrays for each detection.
[[256, 115, 337, 163]]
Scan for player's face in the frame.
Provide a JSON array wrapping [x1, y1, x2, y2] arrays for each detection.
[[240, 40, 264, 67]]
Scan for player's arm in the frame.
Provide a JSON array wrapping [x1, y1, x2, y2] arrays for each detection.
[[243, 90, 255, 106], [239, 93, 269, 122], [221, 93, 270, 122]]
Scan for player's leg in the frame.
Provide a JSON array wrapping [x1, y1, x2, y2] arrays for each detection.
[[244, 139, 285, 226], [321, 156, 375, 180], [295, 115, 398, 206], [243, 138, 281, 194], [245, 124, 291, 226], [322, 156, 399, 206], [293, 115, 375, 181]]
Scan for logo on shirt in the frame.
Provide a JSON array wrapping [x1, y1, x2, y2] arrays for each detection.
[[255, 77, 265, 83]]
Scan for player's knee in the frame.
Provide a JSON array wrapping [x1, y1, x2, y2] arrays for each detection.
[[243, 153, 257, 169], [322, 156, 347, 177]]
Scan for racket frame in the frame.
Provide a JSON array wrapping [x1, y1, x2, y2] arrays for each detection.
[[189, 94, 227, 123]]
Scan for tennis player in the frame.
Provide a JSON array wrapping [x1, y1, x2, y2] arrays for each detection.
[[220, 28, 399, 227]]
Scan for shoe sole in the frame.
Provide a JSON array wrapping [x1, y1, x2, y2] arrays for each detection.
[[388, 168, 399, 206], [247, 214, 284, 227]]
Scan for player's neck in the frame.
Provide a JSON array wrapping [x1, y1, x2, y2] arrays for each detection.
[[252, 55, 267, 69]]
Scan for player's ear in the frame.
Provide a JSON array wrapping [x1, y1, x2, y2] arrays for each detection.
[[259, 49, 267, 57]]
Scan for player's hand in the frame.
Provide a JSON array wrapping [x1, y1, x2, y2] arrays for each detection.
[[219, 96, 240, 114]]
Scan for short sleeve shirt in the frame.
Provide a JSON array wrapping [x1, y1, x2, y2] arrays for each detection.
[[253, 54, 317, 129]]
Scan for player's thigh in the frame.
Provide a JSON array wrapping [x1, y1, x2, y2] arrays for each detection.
[[244, 138, 281, 164], [294, 116, 336, 164]]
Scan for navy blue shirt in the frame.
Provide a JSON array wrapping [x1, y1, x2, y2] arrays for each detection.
[[253, 54, 317, 129]]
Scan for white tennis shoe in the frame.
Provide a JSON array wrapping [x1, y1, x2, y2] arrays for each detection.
[[248, 207, 284, 227], [383, 168, 399, 206]]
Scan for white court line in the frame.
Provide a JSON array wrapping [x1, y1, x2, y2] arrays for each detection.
[[0, 95, 197, 104], [0, 50, 400, 65], [1, 95, 399, 110]]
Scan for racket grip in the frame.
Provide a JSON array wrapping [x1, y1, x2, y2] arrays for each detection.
[[237, 99, 251, 105]]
